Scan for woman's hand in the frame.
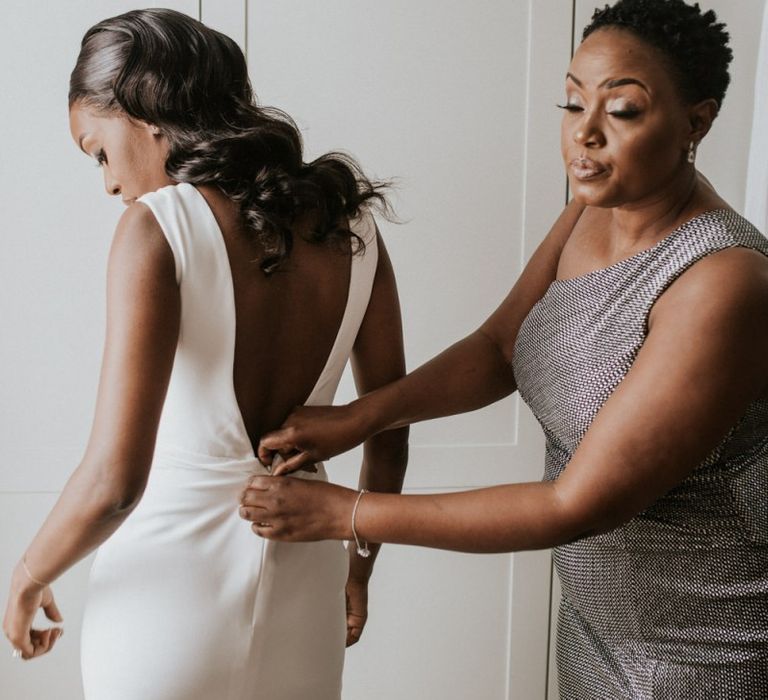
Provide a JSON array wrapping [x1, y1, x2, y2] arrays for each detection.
[[240, 476, 358, 541], [258, 404, 371, 476], [345, 576, 368, 647], [3, 568, 64, 660]]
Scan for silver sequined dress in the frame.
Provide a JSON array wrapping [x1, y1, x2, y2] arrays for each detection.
[[513, 210, 768, 699]]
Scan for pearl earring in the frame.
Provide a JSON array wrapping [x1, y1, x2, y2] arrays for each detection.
[[687, 141, 696, 164]]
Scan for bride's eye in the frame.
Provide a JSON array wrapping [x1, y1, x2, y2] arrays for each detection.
[[94, 149, 107, 167]]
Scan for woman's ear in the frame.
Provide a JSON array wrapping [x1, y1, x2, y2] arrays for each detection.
[[687, 98, 719, 144]]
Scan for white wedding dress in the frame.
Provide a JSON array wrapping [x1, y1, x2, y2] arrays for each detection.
[[80, 182, 378, 700]]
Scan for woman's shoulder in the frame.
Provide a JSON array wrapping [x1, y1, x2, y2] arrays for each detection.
[[653, 235, 768, 334], [108, 200, 177, 285]]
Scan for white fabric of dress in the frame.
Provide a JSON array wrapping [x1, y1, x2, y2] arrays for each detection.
[[80, 182, 378, 700]]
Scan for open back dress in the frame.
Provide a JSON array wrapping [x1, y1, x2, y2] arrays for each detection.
[[80, 182, 378, 700]]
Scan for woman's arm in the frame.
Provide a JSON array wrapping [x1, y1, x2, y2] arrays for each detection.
[[342, 227, 408, 644], [3, 203, 179, 658], [242, 247, 768, 552], [262, 199, 586, 473]]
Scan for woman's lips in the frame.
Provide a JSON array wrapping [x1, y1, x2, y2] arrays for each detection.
[[569, 157, 608, 180]]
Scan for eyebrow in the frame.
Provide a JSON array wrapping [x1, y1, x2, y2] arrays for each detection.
[[77, 133, 88, 153], [566, 73, 649, 93]]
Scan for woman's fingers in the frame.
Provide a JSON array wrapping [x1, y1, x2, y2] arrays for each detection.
[[240, 477, 276, 528], [346, 613, 366, 647], [4, 586, 64, 660], [257, 428, 297, 465], [42, 590, 63, 623], [13, 632, 34, 659], [4, 601, 36, 659], [272, 452, 316, 476], [28, 626, 62, 658], [239, 476, 351, 543], [31, 629, 50, 658], [46, 627, 63, 654], [240, 477, 305, 538]]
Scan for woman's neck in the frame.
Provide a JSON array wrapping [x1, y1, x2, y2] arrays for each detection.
[[607, 167, 702, 248]]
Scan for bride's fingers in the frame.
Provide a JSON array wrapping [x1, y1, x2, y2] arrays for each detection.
[[42, 596, 63, 623], [5, 615, 34, 659], [34, 626, 64, 657], [30, 628, 52, 658], [47, 627, 63, 653]]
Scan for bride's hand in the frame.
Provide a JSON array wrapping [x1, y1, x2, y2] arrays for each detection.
[[239, 476, 357, 542], [257, 404, 370, 476], [3, 568, 64, 660], [345, 576, 368, 647]]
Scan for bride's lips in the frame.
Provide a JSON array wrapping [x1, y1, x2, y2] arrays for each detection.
[[569, 157, 608, 181]]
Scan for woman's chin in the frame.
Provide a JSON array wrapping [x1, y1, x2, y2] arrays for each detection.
[[567, 179, 622, 209]]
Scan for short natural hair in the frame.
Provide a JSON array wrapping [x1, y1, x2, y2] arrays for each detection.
[[583, 0, 732, 108]]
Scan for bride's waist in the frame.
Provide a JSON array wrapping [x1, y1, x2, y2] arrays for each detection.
[[150, 445, 327, 484]]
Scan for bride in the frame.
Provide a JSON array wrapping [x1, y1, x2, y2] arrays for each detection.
[[2, 9, 409, 699]]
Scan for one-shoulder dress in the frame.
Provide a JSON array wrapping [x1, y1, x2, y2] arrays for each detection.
[[513, 210, 768, 699], [80, 182, 378, 700]]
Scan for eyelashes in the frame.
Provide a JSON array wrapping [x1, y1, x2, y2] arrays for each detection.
[[607, 109, 641, 119], [556, 104, 641, 120], [94, 149, 107, 167]]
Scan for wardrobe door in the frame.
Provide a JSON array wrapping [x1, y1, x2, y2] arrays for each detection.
[[0, 3, 199, 697], [243, 2, 570, 698]]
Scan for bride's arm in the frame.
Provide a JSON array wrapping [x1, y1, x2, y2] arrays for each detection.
[[3, 203, 178, 658], [341, 227, 408, 644]]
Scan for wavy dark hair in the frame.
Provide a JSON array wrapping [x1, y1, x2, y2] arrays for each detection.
[[583, 0, 732, 109], [69, 8, 389, 274]]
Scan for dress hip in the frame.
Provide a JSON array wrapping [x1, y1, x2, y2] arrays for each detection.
[[81, 458, 348, 700]]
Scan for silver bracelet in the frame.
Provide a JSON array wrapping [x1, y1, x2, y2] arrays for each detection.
[[351, 489, 371, 558]]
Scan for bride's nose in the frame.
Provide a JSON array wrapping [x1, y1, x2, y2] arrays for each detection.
[[103, 169, 121, 197]]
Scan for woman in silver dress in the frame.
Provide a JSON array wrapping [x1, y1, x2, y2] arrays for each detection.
[[241, 0, 768, 696]]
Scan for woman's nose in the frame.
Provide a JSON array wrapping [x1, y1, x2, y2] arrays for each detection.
[[573, 111, 605, 148], [103, 170, 121, 196]]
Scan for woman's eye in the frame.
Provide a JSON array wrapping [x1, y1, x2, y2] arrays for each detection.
[[607, 108, 641, 120], [94, 150, 107, 167], [556, 103, 583, 113]]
